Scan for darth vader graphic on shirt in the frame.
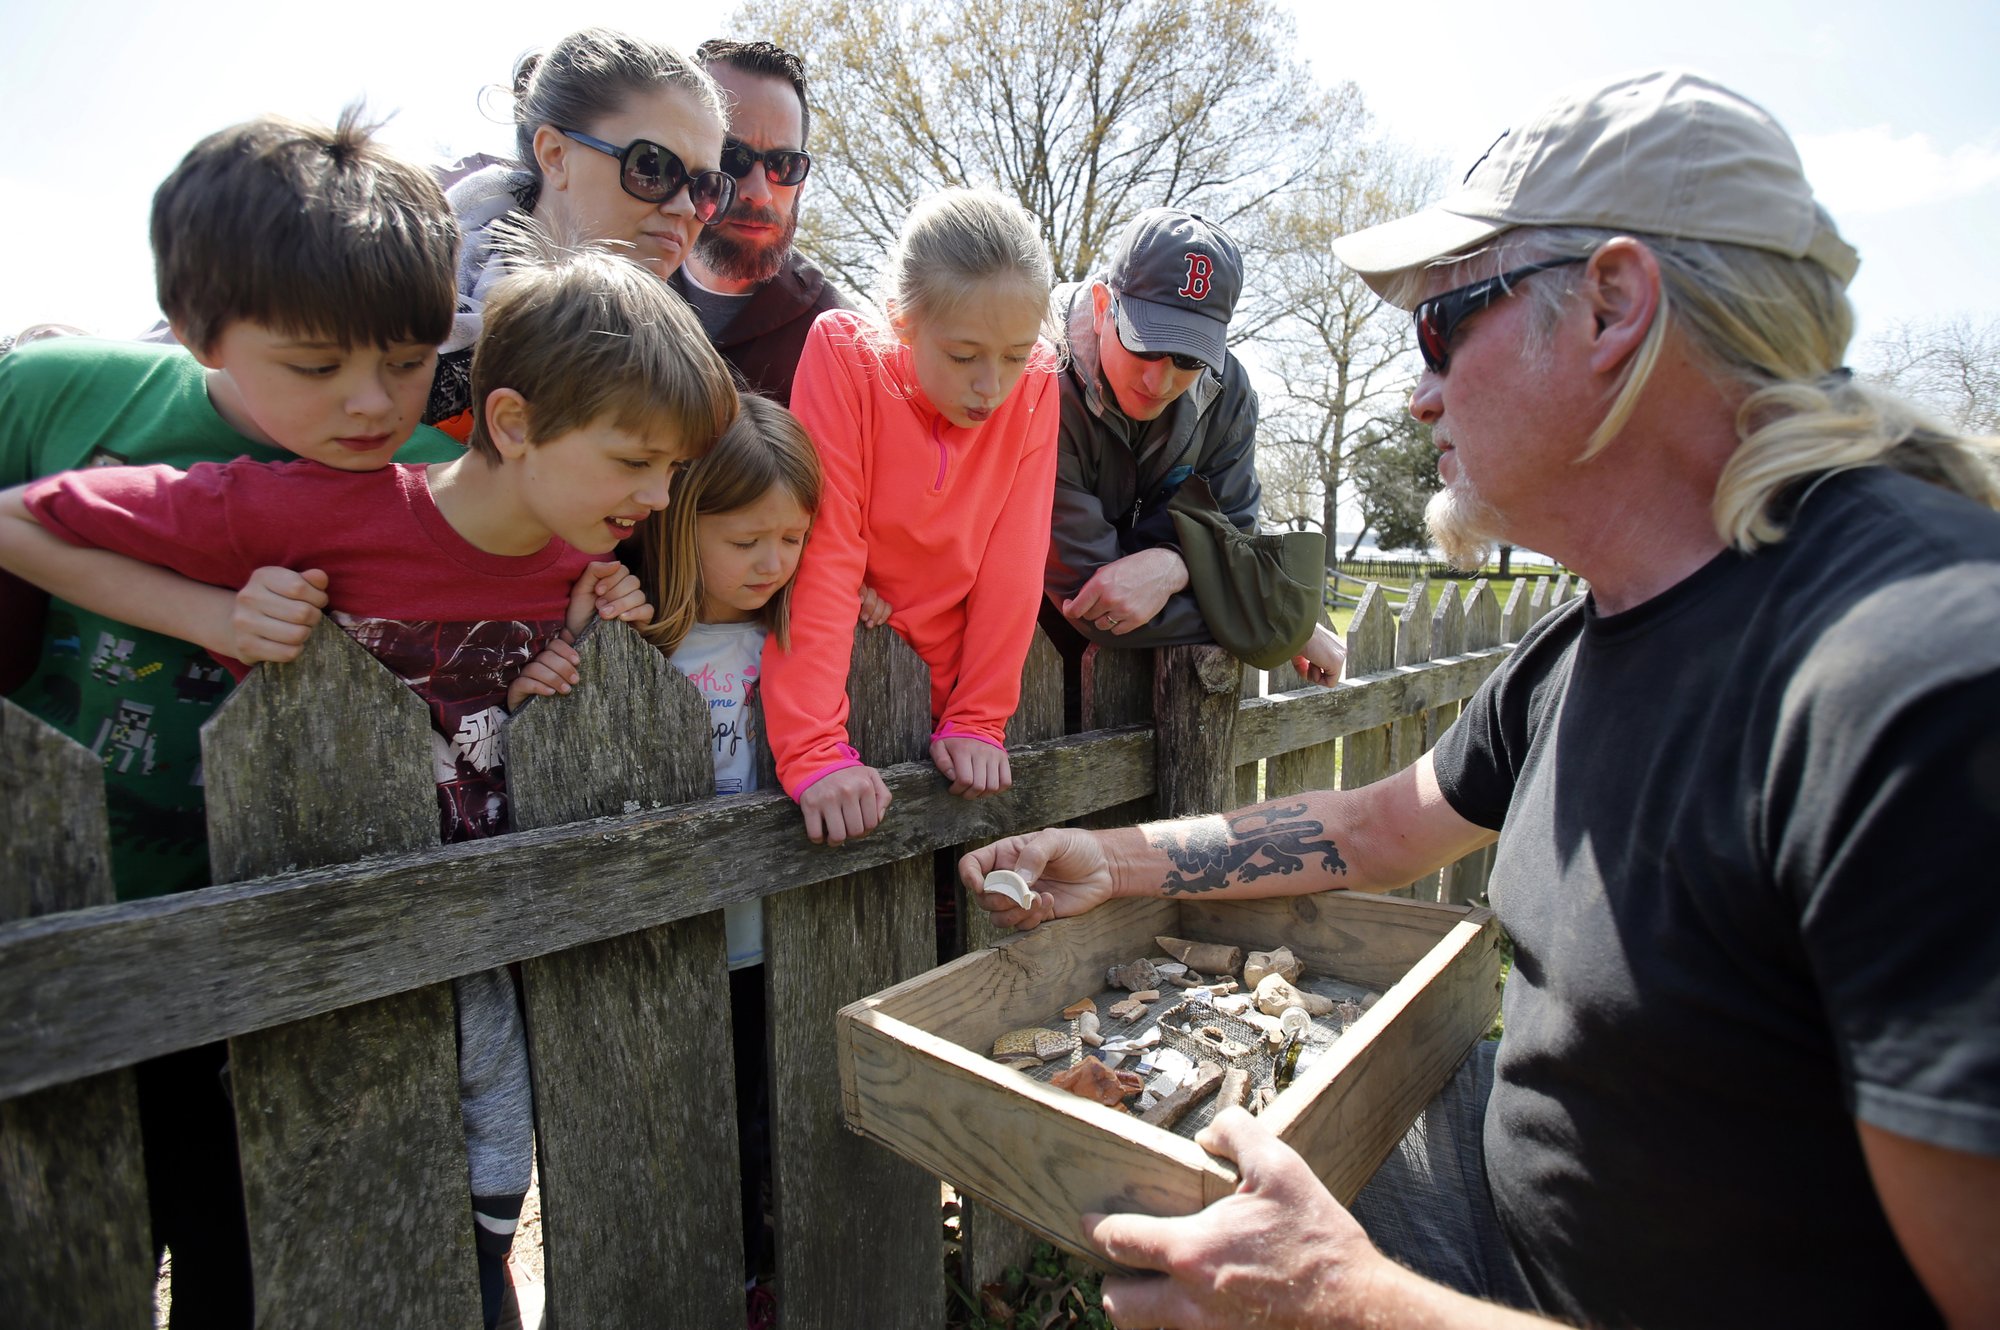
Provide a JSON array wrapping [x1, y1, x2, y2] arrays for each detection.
[[333, 612, 566, 842]]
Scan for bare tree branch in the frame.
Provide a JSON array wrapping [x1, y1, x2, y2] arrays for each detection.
[[1860, 315, 2000, 435]]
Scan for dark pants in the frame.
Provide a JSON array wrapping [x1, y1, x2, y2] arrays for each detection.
[[731, 963, 773, 1283], [136, 1042, 254, 1329]]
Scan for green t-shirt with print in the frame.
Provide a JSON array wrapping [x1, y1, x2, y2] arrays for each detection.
[[0, 337, 462, 901]]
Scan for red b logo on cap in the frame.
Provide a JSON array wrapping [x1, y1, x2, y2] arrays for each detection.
[[1180, 253, 1213, 300]]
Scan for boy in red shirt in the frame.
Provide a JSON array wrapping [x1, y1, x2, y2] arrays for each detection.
[[0, 247, 739, 1327]]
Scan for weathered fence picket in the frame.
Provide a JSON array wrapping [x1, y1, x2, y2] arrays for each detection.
[[202, 622, 476, 1329], [0, 699, 151, 1329], [0, 574, 1528, 1329], [957, 628, 1065, 1292], [770, 625, 941, 1330], [510, 622, 740, 1330], [1337, 586, 1397, 797]]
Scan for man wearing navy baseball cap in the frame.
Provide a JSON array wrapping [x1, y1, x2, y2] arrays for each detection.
[[1044, 207, 1345, 681]]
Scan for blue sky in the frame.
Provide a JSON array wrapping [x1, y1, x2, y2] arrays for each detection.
[[4, 0, 1995, 352]]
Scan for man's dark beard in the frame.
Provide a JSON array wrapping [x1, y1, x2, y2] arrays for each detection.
[[693, 199, 799, 283]]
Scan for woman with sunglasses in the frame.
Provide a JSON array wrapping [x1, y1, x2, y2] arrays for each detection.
[[425, 28, 736, 438]]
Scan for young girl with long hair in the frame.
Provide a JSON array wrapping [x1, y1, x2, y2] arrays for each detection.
[[758, 187, 1061, 843], [636, 392, 821, 1316]]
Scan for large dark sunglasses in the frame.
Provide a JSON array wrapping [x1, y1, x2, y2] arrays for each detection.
[[718, 140, 813, 187], [1110, 299, 1206, 373], [1414, 256, 1586, 374], [558, 128, 737, 225]]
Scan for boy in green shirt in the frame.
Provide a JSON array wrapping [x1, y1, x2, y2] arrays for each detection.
[[0, 106, 459, 1328]]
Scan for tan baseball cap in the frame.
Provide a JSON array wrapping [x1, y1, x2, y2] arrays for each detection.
[[1332, 69, 1859, 305]]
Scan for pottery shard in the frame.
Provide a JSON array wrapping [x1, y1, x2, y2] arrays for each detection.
[[1107, 958, 1163, 992], [1155, 936, 1245, 976], [1050, 1058, 1147, 1107], [992, 1027, 1074, 1065], [1139, 1060, 1225, 1129], [1129, 990, 1162, 1003], [1107, 997, 1149, 1023], [1254, 974, 1333, 1018], [1061, 997, 1098, 1020], [1243, 947, 1304, 989]]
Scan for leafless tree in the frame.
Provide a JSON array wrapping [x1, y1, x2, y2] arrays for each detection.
[[724, 0, 1355, 296], [1235, 140, 1442, 564], [1860, 315, 2000, 435]]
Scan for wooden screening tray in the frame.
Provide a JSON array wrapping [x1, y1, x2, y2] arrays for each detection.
[[837, 890, 1503, 1268]]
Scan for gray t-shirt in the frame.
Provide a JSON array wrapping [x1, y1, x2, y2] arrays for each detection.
[[670, 620, 767, 969], [1433, 466, 2000, 1328], [678, 270, 756, 342]]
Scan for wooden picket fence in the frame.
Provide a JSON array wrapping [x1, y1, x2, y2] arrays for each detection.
[[0, 573, 1579, 1330]]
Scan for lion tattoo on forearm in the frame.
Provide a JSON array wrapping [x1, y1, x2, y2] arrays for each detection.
[[1146, 802, 1349, 896]]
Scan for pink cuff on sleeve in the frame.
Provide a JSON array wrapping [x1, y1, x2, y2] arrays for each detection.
[[786, 744, 865, 802], [931, 721, 1006, 752]]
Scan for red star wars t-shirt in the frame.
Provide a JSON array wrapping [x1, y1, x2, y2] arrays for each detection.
[[27, 460, 592, 843]]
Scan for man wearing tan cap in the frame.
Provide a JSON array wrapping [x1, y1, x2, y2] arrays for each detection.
[[966, 70, 2000, 1327]]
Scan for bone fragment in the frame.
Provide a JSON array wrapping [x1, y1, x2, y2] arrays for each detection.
[[1254, 974, 1333, 1017], [1255, 1085, 1275, 1113], [1078, 1011, 1102, 1046], [1244, 947, 1304, 989], [1155, 936, 1245, 976], [1217, 1067, 1251, 1111], [1140, 1060, 1225, 1130]]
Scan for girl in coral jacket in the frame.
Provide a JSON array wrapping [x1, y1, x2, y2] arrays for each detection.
[[761, 188, 1060, 843]]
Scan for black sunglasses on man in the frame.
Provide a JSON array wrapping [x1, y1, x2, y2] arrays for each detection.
[[1413, 256, 1586, 375], [719, 140, 813, 187]]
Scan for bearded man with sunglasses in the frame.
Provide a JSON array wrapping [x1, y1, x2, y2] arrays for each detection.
[[967, 70, 2000, 1329], [1043, 209, 1346, 681], [674, 39, 849, 407]]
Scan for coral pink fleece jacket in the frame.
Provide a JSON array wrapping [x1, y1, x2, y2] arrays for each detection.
[[763, 310, 1060, 798]]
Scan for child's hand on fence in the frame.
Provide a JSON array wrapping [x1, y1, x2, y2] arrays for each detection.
[[566, 561, 653, 636], [1295, 623, 1346, 687], [507, 631, 581, 711], [798, 764, 892, 845], [931, 735, 1010, 799], [958, 828, 1115, 929], [231, 566, 329, 664], [858, 583, 893, 629]]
